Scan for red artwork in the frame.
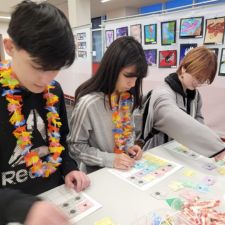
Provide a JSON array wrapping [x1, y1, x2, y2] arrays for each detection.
[[159, 50, 177, 68], [207, 22, 225, 36], [204, 17, 225, 44]]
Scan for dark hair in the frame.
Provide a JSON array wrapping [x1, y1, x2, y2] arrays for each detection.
[[75, 36, 148, 109], [8, 0, 75, 71]]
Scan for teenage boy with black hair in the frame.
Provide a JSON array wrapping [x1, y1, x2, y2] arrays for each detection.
[[0, 1, 90, 225]]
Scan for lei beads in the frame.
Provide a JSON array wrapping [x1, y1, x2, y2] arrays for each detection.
[[0, 61, 64, 177], [111, 92, 134, 154]]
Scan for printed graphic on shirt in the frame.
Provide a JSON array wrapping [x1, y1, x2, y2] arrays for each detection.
[[1, 109, 54, 186], [8, 109, 49, 167]]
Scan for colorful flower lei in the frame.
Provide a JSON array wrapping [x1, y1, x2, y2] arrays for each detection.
[[0, 60, 64, 177], [111, 92, 134, 154]]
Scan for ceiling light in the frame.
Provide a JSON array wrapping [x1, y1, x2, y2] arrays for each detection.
[[0, 16, 11, 20], [101, 0, 111, 3]]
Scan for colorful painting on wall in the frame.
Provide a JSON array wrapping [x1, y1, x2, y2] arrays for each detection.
[[130, 24, 142, 43], [105, 30, 114, 48], [116, 26, 128, 38], [204, 17, 225, 44], [219, 48, 225, 76], [180, 17, 204, 38], [144, 49, 157, 66], [144, 24, 157, 44], [179, 43, 197, 63], [159, 50, 177, 68], [161, 21, 176, 45]]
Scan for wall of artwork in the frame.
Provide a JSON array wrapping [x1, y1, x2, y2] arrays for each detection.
[[104, 3, 225, 134], [55, 25, 92, 97]]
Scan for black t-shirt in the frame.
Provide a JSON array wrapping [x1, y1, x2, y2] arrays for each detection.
[[0, 81, 78, 224]]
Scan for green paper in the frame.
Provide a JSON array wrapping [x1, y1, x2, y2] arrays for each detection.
[[166, 198, 184, 210], [166, 198, 176, 206]]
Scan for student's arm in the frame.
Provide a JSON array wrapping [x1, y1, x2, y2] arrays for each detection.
[[152, 92, 225, 157], [56, 83, 90, 191], [0, 189, 71, 225], [67, 103, 115, 168], [0, 188, 39, 224]]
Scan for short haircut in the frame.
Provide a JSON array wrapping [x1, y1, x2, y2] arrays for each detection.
[[177, 46, 217, 84], [8, 0, 75, 71]]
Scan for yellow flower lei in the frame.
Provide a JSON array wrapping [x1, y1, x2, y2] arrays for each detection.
[[111, 92, 134, 154], [0, 61, 64, 177]]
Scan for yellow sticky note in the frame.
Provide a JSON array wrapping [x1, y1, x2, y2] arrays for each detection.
[[183, 169, 195, 177], [143, 174, 155, 182], [168, 181, 184, 191], [94, 217, 115, 225], [217, 166, 225, 175]]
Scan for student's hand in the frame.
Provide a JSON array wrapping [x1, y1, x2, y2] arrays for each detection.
[[128, 145, 143, 160], [25, 201, 70, 225], [113, 153, 135, 170], [214, 150, 225, 162], [65, 170, 90, 192]]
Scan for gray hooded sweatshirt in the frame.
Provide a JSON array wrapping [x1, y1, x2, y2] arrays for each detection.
[[67, 92, 135, 173], [137, 73, 224, 157]]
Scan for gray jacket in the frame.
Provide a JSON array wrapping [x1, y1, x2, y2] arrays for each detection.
[[67, 92, 135, 173], [136, 74, 224, 157]]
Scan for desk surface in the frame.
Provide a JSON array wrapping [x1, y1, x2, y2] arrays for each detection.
[[13, 142, 225, 225], [75, 142, 225, 225]]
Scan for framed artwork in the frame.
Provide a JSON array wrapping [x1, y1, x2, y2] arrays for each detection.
[[144, 24, 157, 44], [219, 48, 225, 76], [77, 32, 86, 41], [78, 51, 87, 58], [159, 50, 177, 68], [144, 49, 157, 66], [77, 42, 86, 50], [204, 17, 225, 45], [179, 43, 197, 63], [105, 30, 114, 48], [116, 26, 128, 38], [179, 17, 204, 38], [130, 24, 142, 43], [208, 48, 219, 59], [161, 21, 176, 45]]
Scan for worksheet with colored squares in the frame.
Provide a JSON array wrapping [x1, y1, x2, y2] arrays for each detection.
[[163, 141, 201, 159], [108, 153, 183, 191], [40, 185, 102, 223]]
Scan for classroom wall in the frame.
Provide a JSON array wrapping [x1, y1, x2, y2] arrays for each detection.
[[0, 22, 10, 59], [103, 3, 225, 134], [55, 25, 92, 97]]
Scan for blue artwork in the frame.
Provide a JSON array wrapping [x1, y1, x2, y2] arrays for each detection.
[[116, 27, 128, 38], [144, 24, 157, 44], [161, 21, 176, 45], [179, 43, 197, 63], [180, 17, 204, 38], [144, 49, 157, 66]]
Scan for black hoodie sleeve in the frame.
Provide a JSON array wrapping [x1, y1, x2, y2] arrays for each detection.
[[0, 188, 39, 224], [54, 82, 79, 176]]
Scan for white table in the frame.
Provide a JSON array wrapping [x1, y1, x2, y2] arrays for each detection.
[[12, 141, 225, 225], [76, 141, 225, 225]]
